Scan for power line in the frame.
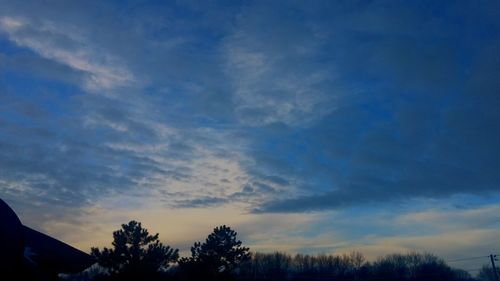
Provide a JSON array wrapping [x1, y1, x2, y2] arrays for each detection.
[[461, 268, 484, 272], [446, 256, 489, 263]]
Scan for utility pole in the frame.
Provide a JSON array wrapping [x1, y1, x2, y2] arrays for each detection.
[[490, 254, 499, 281]]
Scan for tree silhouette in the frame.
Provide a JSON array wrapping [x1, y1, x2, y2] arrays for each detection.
[[91, 220, 178, 281], [371, 252, 458, 281], [178, 225, 250, 281], [478, 265, 498, 281], [235, 251, 474, 281]]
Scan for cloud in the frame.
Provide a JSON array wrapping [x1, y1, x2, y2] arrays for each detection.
[[245, 0, 500, 213], [0, 0, 257, 218], [343, 229, 500, 263], [0, 2, 499, 266], [175, 196, 228, 208], [223, 4, 341, 126], [0, 16, 135, 92], [396, 204, 500, 232]]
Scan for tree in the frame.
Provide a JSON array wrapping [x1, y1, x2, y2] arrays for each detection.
[[91, 220, 178, 281], [478, 265, 498, 281], [253, 252, 292, 280], [372, 252, 456, 281], [178, 225, 250, 281]]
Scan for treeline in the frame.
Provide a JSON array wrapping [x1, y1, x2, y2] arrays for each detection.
[[237, 252, 475, 281], [61, 221, 492, 281]]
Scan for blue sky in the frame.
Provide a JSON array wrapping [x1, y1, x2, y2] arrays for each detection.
[[1, 0, 499, 272]]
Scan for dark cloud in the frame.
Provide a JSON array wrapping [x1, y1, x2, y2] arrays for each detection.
[[175, 196, 228, 208], [250, 1, 500, 212], [0, 0, 499, 218]]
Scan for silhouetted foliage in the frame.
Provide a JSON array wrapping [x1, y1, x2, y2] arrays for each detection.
[[76, 221, 477, 281], [478, 265, 498, 281], [236, 251, 475, 281], [60, 265, 108, 281], [237, 251, 367, 281], [371, 252, 442, 280], [251, 252, 292, 280], [90, 220, 178, 281], [452, 268, 477, 281], [177, 225, 250, 281]]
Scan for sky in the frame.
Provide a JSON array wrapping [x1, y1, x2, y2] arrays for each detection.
[[0, 0, 499, 273]]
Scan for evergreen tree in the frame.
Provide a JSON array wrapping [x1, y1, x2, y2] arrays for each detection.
[[178, 225, 250, 281], [91, 220, 178, 281]]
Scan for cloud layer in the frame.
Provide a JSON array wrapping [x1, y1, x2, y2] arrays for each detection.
[[0, 0, 499, 266]]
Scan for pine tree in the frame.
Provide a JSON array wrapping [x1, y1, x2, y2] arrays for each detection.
[[91, 220, 178, 280], [178, 225, 250, 280]]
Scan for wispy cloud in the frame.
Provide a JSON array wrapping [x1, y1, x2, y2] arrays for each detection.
[[0, 16, 134, 91], [0, 1, 499, 265], [223, 6, 340, 126]]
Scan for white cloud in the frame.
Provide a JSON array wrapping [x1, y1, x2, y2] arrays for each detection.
[[0, 16, 24, 30], [396, 204, 500, 231], [152, 145, 253, 204], [0, 16, 135, 92]]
